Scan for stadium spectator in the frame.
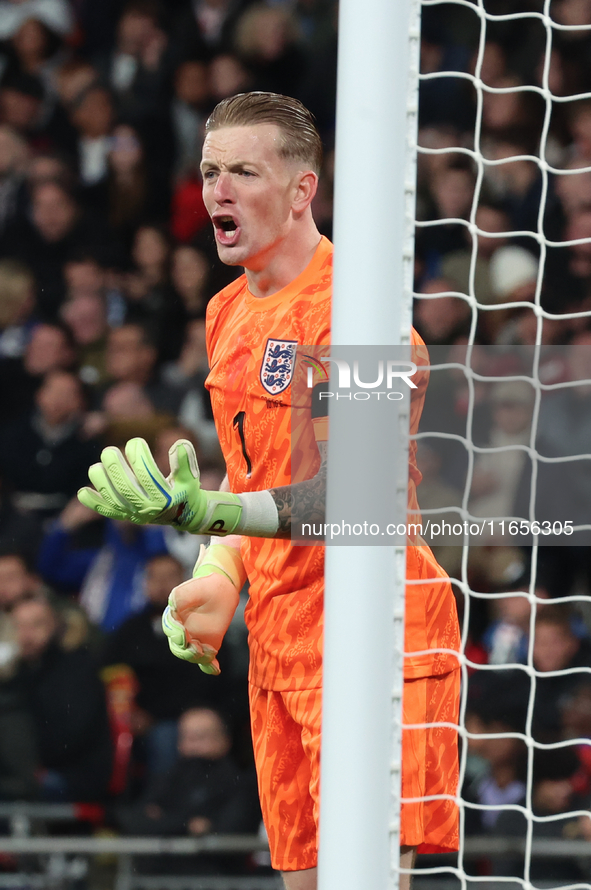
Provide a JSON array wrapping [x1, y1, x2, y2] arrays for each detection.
[[491, 747, 590, 884], [0, 370, 100, 521], [0, 258, 36, 360], [113, 706, 259, 846], [68, 85, 115, 204], [414, 278, 471, 346], [3, 179, 106, 320], [101, 553, 234, 778], [61, 292, 109, 386], [0, 321, 77, 422], [170, 244, 210, 316], [232, 4, 305, 98], [0, 125, 29, 238], [469, 380, 534, 524], [463, 672, 528, 834], [160, 318, 220, 454], [12, 594, 112, 801], [106, 123, 169, 243], [441, 203, 511, 314], [97, 0, 170, 132], [533, 606, 591, 738], [103, 321, 185, 417], [37, 497, 168, 631], [170, 59, 209, 176]]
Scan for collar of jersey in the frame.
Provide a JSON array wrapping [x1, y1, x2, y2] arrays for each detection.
[[243, 236, 332, 312]]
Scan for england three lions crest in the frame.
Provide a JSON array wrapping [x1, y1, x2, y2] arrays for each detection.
[[260, 338, 297, 395]]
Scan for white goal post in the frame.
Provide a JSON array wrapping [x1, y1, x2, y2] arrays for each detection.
[[319, 1, 420, 889]]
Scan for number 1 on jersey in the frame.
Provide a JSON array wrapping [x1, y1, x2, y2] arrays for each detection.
[[233, 411, 252, 478]]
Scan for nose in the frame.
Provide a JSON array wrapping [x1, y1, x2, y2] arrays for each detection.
[[213, 171, 235, 204]]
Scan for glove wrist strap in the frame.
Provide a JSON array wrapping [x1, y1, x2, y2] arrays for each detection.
[[193, 543, 247, 590], [188, 491, 243, 535]]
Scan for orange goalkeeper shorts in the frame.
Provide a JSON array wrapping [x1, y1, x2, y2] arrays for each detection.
[[249, 669, 460, 872]]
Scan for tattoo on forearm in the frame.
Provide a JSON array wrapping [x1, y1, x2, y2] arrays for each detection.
[[269, 443, 327, 539]]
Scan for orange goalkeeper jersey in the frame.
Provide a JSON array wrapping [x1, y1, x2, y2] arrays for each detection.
[[206, 236, 459, 690]]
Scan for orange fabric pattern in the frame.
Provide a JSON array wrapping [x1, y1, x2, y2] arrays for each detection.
[[249, 672, 460, 871], [400, 670, 460, 854], [206, 236, 460, 689], [249, 683, 321, 872]]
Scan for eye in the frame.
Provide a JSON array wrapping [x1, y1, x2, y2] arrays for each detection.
[[202, 170, 217, 181], [239, 170, 255, 177]]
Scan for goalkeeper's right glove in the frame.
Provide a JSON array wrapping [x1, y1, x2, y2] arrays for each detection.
[[78, 437, 243, 536], [162, 543, 246, 674]]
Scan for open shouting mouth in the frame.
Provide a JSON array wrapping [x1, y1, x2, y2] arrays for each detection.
[[213, 215, 240, 246]]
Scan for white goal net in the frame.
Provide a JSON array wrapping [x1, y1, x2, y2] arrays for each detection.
[[410, 1, 591, 888]]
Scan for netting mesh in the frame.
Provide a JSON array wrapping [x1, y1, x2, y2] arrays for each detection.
[[406, 2, 591, 887]]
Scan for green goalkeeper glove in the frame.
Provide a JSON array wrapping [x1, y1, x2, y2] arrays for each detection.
[[77, 437, 243, 536], [162, 543, 246, 674]]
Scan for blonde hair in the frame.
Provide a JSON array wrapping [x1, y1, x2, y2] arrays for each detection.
[[206, 91, 323, 174], [0, 259, 35, 327]]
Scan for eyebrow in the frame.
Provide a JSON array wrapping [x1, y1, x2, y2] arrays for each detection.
[[200, 160, 260, 173]]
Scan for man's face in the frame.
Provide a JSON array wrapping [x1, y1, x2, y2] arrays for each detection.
[[201, 124, 301, 270], [0, 556, 34, 609], [13, 600, 57, 662], [145, 556, 184, 606]]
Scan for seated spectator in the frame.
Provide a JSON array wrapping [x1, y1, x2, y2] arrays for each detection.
[[469, 380, 534, 524], [419, 162, 475, 259], [209, 53, 251, 105], [463, 673, 528, 834], [0, 258, 36, 360], [0, 370, 100, 520], [532, 605, 591, 738], [3, 179, 108, 320], [170, 59, 209, 177], [561, 678, 591, 797], [104, 321, 185, 414], [170, 244, 210, 317], [232, 4, 305, 98], [414, 277, 471, 345], [61, 291, 109, 386], [482, 587, 548, 667], [99, 381, 174, 449], [0, 321, 77, 421], [492, 747, 589, 884], [37, 497, 168, 632], [441, 203, 510, 311], [12, 595, 112, 801], [68, 85, 115, 203], [98, 0, 170, 133], [113, 707, 259, 841], [124, 227, 187, 361], [0, 126, 29, 239], [102, 553, 233, 778], [159, 318, 221, 458], [106, 123, 169, 245]]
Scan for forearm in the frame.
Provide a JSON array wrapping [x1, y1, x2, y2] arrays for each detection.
[[234, 442, 327, 540]]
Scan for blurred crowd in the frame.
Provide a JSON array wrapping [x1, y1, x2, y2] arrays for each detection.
[[0, 0, 590, 882], [410, 3, 591, 877]]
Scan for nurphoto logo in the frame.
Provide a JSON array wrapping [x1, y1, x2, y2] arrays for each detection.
[[302, 355, 417, 400]]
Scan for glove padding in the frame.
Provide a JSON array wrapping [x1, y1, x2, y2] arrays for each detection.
[[162, 594, 221, 675], [162, 543, 244, 674], [78, 437, 242, 536]]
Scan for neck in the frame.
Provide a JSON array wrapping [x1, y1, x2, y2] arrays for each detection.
[[245, 221, 322, 298]]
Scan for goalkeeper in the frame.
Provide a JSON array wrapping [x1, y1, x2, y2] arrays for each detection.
[[79, 92, 460, 890]]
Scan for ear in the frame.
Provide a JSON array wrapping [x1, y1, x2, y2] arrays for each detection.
[[291, 170, 319, 214]]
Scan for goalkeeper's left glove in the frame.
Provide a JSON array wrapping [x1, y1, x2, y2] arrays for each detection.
[[77, 437, 243, 536], [162, 542, 246, 674]]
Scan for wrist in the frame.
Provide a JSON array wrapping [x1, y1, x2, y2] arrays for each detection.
[[193, 542, 247, 590], [235, 490, 279, 537]]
